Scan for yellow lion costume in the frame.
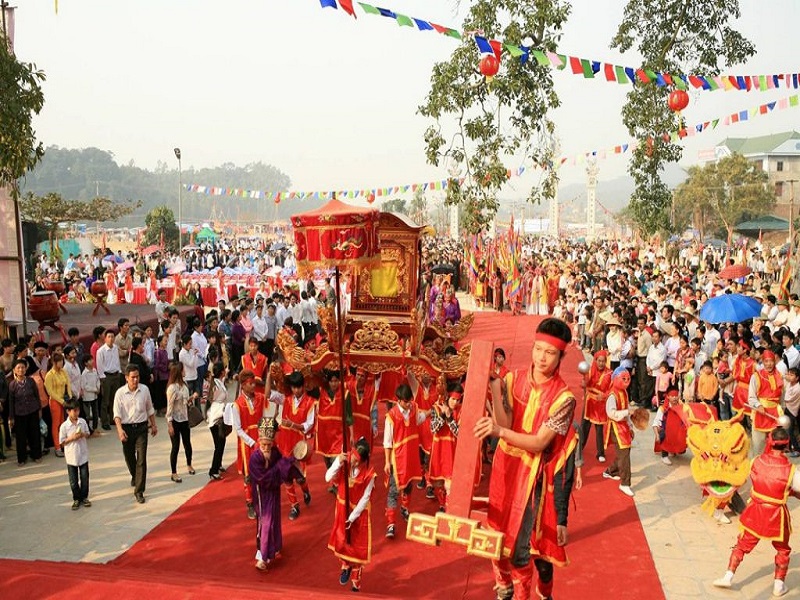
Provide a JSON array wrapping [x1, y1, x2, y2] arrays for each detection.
[[687, 419, 751, 514]]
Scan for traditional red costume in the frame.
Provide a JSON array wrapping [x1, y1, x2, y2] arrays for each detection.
[[428, 402, 460, 505], [488, 368, 575, 600], [751, 368, 783, 433], [653, 401, 688, 455], [316, 387, 344, 457], [276, 392, 316, 474], [604, 387, 633, 450], [234, 390, 266, 504], [346, 375, 376, 449], [241, 351, 268, 394], [719, 436, 797, 590], [385, 403, 423, 488], [731, 354, 755, 412], [584, 352, 611, 425], [414, 382, 437, 457], [328, 461, 376, 565]]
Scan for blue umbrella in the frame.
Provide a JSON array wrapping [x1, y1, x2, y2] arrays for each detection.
[[699, 293, 763, 324]]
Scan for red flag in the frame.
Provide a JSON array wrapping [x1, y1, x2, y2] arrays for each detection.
[[489, 39, 503, 62], [339, 0, 356, 18]]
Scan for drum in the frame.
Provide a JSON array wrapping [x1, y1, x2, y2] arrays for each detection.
[[46, 281, 65, 296], [292, 440, 310, 461], [91, 280, 108, 300], [29, 291, 60, 324]]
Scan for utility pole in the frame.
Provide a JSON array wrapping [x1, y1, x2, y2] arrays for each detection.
[[586, 159, 599, 242], [786, 179, 799, 294]]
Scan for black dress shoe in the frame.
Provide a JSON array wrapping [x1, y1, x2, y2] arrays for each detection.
[[303, 490, 311, 506], [135, 493, 145, 504], [247, 502, 256, 520], [102, 424, 111, 431], [339, 567, 352, 585], [288, 505, 300, 521], [130, 477, 135, 487]]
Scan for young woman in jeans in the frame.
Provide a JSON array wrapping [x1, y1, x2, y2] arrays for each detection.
[[166, 362, 197, 482]]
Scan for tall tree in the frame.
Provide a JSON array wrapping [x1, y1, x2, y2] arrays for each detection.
[[381, 198, 408, 214], [409, 188, 428, 225], [143, 206, 180, 252], [420, 1, 571, 234], [20, 193, 140, 251], [0, 34, 46, 195], [672, 153, 775, 243], [612, 1, 755, 237]]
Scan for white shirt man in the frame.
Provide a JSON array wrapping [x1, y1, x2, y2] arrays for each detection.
[[646, 333, 667, 375], [250, 306, 268, 342]]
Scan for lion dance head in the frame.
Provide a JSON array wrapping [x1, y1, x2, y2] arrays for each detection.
[[687, 420, 751, 514]]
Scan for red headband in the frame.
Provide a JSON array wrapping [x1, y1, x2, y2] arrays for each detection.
[[762, 350, 776, 362], [448, 391, 463, 401], [534, 333, 568, 352]]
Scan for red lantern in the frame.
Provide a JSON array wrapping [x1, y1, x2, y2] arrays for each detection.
[[274, 195, 281, 204], [479, 54, 500, 78], [367, 192, 375, 204], [667, 89, 689, 112]]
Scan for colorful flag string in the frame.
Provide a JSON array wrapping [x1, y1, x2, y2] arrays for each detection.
[[186, 92, 800, 203], [319, 0, 800, 93]]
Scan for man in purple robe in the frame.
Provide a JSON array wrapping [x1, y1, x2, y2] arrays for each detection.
[[249, 417, 303, 571]]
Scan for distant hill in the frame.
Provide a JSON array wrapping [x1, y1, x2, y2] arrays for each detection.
[[18, 146, 327, 227]]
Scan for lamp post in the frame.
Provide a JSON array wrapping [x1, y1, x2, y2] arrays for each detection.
[[174, 148, 182, 254]]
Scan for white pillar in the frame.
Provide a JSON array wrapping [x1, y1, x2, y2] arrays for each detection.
[[449, 203, 459, 241], [586, 160, 599, 242]]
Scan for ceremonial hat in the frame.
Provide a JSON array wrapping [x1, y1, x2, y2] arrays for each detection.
[[257, 417, 278, 441]]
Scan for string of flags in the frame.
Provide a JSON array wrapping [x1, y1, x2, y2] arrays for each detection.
[[319, 0, 800, 93], [185, 91, 800, 204]]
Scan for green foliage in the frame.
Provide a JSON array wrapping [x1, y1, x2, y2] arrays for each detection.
[[409, 188, 427, 225], [382, 197, 407, 214], [672, 153, 776, 239], [612, 0, 755, 237], [0, 39, 46, 196], [20, 192, 139, 251], [19, 147, 299, 225], [143, 206, 180, 252], [420, 0, 571, 234]]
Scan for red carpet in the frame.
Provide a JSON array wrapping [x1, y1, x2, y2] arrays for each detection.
[[2, 312, 663, 600]]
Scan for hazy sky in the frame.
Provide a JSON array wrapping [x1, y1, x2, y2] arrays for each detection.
[[13, 0, 800, 203]]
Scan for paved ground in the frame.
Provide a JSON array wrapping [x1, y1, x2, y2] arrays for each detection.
[[0, 380, 239, 564], [3, 307, 800, 597]]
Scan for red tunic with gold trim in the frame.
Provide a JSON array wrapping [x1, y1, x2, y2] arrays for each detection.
[[487, 368, 575, 564], [584, 367, 612, 425], [316, 387, 344, 457], [740, 453, 795, 542], [328, 462, 376, 565], [414, 383, 438, 455], [234, 391, 266, 477], [752, 368, 784, 432], [428, 406, 459, 483], [386, 403, 422, 488], [653, 403, 688, 455], [732, 356, 755, 412], [276, 393, 316, 475], [604, 390, 633, 450], [345, 377, 376, 449], [241, 351, 268, 394]]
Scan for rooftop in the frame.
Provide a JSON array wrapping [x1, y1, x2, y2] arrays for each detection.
[[719, 130, 800, 155]]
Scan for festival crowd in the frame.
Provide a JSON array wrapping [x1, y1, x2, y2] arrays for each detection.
[[3, 231, 800, 597]]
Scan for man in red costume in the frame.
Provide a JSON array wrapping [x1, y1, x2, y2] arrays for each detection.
[[316, 370, 349, 489], [581, 350, 611, 463], [474, 318, 577, 600], [241, 338, 268, 396], [748, 349, 784, 456], [268, 370, 315, 521], [428, 386, 462, 512], [383, 383, 430, 539], [727, 339, 755, 415], [345, 367, 377, 449], [713, 427, 798, 597], [326, 437, 376, 593], [409, 370, 438, 499], [232, 370, 269, 519], [603, 366, 636, 497]]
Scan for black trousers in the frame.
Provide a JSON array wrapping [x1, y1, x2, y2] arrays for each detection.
[[209, 423, 227, 476], [14, 411, 42, 463], [169, 419, 193, 473], [67, 462, 90, 501], [121, 421, 149, 495], [101, 373, 123, 427], [580, 419, 605, 458]]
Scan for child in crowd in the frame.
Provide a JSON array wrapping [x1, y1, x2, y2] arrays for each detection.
[[653, 361, 674, 409], [652, 389, 685, 466], [80, 355, 100, 434], [681, 356, 696, 403], [783, 367, 800, 457], [59, 400, 91, 510], [696, 360, 720, 413]]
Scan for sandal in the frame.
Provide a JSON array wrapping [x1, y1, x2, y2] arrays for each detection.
[[187, 466, 196, 475], [255, 559, 268, 571], [171, 474, 183, 483]]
